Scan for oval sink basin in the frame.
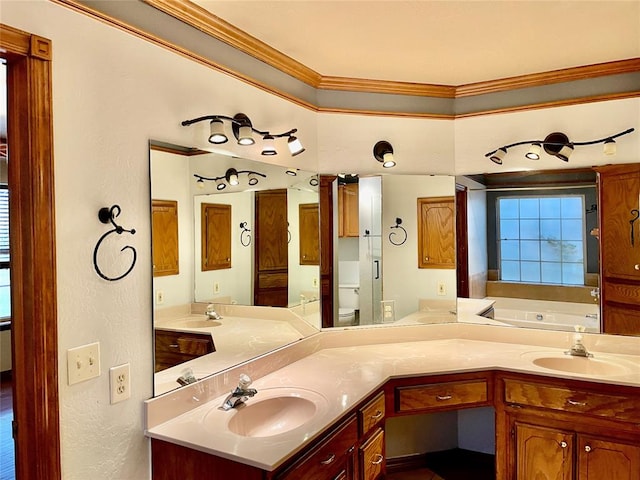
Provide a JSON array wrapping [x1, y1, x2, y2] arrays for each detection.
[[523, 352, 637, 376], [205, 387, 328, 438]]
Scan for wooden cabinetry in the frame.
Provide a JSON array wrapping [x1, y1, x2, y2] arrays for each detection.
[[152, 199, 179, 277], [358, 392, 385, 480], [154, 329, 215, 372], [497, 373, 640, 480], [201, 203, 231, 271], [595, 163, 640, 335], [277, 415, 357, 480], [299, 203, 320, 265], [417, 196, 455, 269], [338, 183, 359, 237]]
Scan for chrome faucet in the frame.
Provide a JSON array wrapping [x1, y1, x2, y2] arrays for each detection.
[[205, 304, 222, 320], [220, 374, 257, 410], [565, 325, 593, 358]]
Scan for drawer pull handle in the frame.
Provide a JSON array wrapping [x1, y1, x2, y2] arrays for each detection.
[[436, 394, 453, 401], [371, 454, 384, 465], [584, 445, 592, 453], [567, 399, 587, 407], [371, 410, 383, 420], [169, 344, 179, 348], [635, 264, 640, 271], [320, 454, 336, 465], [560, 441, 568, 448]]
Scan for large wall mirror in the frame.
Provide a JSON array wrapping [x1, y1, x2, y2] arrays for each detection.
[[150, 141, 320, 395], [456, 168, 602, 334]]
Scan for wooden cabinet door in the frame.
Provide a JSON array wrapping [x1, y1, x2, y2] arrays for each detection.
[[515, 423, 574, 480], [338, 183, 359, 237], [417, 196, 455, 269], [201, 203, 231, 271], [152, 199, 179, 277], [299, 203, 319, 265], [254, 190, 288, 306], [598, 165, 640, 280], [577, 436, 640, 480], [360, 428, 384, 480]]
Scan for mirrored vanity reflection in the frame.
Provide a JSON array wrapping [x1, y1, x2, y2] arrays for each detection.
[[150, 141, 321, 395]]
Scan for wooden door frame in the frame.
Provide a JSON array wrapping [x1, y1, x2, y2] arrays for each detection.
[[1, 24, 61, 479], [456, 185, 470, 298]]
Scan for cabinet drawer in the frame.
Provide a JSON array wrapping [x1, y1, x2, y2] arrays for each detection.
[[359, 392, 385, 436], [605, 282, 640, 305], [397, 380, 488, 412], [360, 428, 384, 480], [504, 379, 640, 423], [278, 416, 357, 480]]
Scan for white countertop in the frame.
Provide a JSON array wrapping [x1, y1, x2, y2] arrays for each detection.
[[146, 336, 640, 471]]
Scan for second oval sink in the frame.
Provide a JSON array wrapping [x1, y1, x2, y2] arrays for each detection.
[[523, 352, 638, 376]]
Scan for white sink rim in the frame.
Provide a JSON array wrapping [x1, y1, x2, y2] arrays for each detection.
[[521, 351, 638, 376], [204, 387, 328, 438]]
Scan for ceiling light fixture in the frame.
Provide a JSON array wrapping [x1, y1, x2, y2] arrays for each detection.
[[373, 140, 396, 168], [182, 113, 305, 156], [485, 128, 634, 164], [195, 168, 267, 189]]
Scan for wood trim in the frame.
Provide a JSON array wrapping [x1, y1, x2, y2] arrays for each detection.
[[456, 58, 640, 97], [142, 0, 322, 87], [318, 76, 455, 98], [1, 24, 61, 480]]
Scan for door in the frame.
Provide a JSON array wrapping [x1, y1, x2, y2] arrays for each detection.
[[515, 423, 574, 480], [254, 190, 288, 306], [577, 436, 640, 480]]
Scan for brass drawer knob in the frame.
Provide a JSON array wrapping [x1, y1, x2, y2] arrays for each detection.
[[560, 441, 568, 448], [584, 445, 592, 453]]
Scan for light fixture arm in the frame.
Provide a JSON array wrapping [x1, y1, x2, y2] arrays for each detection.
[[194, 169, 267, 183], [181, 115, 298, 139], [485, 128, 635, 159]]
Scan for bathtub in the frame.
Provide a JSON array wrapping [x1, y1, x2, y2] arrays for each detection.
[[486, 297, 600, 333]]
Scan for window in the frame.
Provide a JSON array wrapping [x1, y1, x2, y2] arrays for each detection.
[[497, 195, 585, 285], [0, 185, 9, 318]]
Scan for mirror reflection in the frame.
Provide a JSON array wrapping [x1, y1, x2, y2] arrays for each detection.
[[319, 174, 458, 328], [150, 141, 320, 395], [456, 168, 601, 334]]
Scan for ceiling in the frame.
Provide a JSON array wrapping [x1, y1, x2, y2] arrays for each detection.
[[191, 0, 640, 86]]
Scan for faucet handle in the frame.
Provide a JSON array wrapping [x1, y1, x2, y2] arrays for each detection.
[[238, 373, 253, 388]]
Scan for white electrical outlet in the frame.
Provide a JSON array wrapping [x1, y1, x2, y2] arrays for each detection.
[[312, 277, 318, 288], [437, 282, 446, 296], [67, 342, 101, 385], [214, 282, 220, 294], [109, 363, 131, 404], [156, 290, 164, 305]]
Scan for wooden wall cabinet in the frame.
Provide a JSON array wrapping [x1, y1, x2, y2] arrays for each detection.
[[338, 183, 359, 238], [201, 203, 232, 271], [299, 203, 320, 265], [595, 163, 640, 335], [152, 199, 179, 277], [497, 373, 640, 480], [417, 196, 455, 269]]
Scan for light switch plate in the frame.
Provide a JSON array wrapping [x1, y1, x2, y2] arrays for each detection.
[[67, 342, 101, 385]]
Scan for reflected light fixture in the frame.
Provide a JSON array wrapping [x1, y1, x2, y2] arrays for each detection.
[[373, 141, 396, 168], [182, 113, 305, 156], [195, 168, 266, 189], [486, 128, 634, 164], [285, 169, 298, 176]]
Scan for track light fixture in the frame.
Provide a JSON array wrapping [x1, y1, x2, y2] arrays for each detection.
[[486, 128, 634, 165], [373, 140, 396, 168], [194, 168, 266, 189], [181, 113, 305, 156]]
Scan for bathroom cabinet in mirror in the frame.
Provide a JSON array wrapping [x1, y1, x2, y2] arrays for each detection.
[[456, 168, 609, 335], [149, 141, 321, 395]]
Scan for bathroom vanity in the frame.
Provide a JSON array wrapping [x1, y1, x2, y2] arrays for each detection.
[[145, 324, 640, 480]]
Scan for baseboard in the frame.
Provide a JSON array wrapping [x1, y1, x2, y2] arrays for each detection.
[[387, 448, 495, 474], [386, 453, 430, 474]]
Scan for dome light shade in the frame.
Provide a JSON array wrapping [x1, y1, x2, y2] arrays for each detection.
[[374, 141, 396, 168], [525, 143, 541, 160], [489, 148, 507, 165], [287, 136, 305, 156], [208, 119, 227, 144], [603, 139, 616, 156], [261, 135, 277, 155], [225, 168, 239, 186]]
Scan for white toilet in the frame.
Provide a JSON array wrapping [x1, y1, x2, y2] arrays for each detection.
[[338, 285, 359, 326]]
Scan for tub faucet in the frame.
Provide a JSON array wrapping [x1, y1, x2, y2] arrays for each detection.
[[220, 374, 257, 410], [565, 325, 593, 358], [205, 304, 222, 320]]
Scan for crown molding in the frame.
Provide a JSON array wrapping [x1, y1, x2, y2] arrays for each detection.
[[318, 76, 455, 98], [142, 0, 322, 87]]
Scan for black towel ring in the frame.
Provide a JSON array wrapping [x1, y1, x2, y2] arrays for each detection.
[[93, 205, 137, 281]]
